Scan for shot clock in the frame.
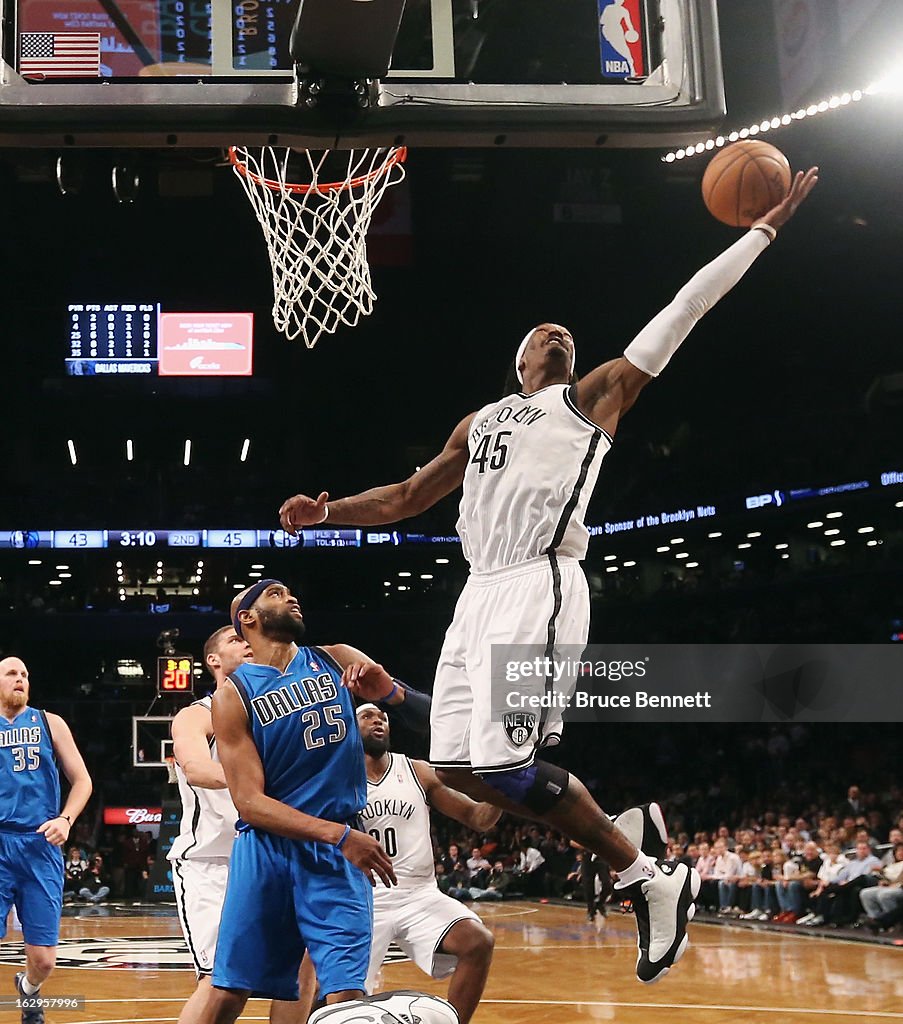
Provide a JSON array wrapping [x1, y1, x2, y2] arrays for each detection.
[[157, 655, 194, 696]]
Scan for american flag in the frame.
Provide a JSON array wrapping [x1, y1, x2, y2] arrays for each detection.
[[19, 32, 101, 78]]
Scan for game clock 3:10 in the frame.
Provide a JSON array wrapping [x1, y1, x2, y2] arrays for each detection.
[[112, 531, 159, 547]]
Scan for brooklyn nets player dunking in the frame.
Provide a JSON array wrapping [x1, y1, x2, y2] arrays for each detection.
[[356, 704, 496, 1024], [280, 171, 818, 982]]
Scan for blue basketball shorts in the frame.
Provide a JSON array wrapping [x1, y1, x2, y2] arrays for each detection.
[[213, 828, 373, 1000], [0, 831, 64, 946]]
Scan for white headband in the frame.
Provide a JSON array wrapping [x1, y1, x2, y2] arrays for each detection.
[[355, 703, 382, 716], [515, 328, 576, 385]]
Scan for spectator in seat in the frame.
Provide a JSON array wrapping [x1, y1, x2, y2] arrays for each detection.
[[861, 843, 903, 932], [78, 855, 111, 903], [63, 846, 88, 903], [805, 840, 881, 926], [799, 841, 848, 925], [713, 839, 742, 915]]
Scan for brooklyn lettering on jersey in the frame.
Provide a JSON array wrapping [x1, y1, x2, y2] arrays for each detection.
[[0, 726, 42, 747], [470, 402, 547, 445], [250, 673, 338, 727], [359, 797, 417, 823]]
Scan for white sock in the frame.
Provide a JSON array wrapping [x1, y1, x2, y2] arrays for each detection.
[[20, 976, 41, 996], [614, 853, 657, 889]]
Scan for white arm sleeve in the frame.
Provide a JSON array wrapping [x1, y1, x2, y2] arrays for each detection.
[[623, 227, 772, 377]]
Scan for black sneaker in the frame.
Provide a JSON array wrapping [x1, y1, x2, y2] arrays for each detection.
[[14, 973, 44, 1024], [626, 860, 700, 984], [611, 802, 669, 861]]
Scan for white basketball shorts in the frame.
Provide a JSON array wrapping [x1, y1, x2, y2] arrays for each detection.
[[171, 857, 229, 977], [366, 885, 481, 992], [430, 554, 590, 772]]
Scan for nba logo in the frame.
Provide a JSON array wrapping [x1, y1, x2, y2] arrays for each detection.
[[598, 0, 646, 80]]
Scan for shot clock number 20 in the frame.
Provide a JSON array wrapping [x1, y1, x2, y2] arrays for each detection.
[[157, 656, 194, 695]]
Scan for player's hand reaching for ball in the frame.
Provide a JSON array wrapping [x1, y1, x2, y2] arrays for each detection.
[[278, 490, 328, 534], [341, 828, 397, 887], [754, 166, 819, 233]]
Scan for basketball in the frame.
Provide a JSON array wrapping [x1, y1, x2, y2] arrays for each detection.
[[701, 140, 792, 227], [625, 28, 640, 43]]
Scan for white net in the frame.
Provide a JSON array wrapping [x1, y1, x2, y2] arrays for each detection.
[[230, 146, 407, 348]]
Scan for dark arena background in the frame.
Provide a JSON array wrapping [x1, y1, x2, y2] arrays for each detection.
[[1, 1, 903, 1022]]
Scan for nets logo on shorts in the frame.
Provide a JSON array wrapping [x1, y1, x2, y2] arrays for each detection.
[[503, 712, 536, 746]]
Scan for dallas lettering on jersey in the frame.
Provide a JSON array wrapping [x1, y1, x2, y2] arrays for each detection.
[[470, 402, 547, 444], [0, 727, 41, 747], [251, 674, 338, 726], [359, 797, 417, 823]]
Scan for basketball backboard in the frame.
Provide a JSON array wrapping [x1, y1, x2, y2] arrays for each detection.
[[0, 0, 724, 147]]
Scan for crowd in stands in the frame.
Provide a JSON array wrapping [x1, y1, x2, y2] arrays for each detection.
[[429, 782, 903, 937], [61, 818, 156, 905]]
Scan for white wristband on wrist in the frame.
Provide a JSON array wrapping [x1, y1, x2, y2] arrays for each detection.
[[320, 504, 329, 523], [752, 222, 777, 241]]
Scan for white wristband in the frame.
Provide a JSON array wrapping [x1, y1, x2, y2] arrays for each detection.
[[320, 504, 329, 523], [752, 222, 777, 242]]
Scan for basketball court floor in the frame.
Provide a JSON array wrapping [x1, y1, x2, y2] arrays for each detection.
[[2, 902, 900, 1023]]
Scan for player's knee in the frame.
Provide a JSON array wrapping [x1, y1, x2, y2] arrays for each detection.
[[27, 947, 56, 976], [478, 760, 569, 815], [448, 919, 494, 962]]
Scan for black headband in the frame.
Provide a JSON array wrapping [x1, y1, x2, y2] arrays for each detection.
[[232, 579, 281, 638]]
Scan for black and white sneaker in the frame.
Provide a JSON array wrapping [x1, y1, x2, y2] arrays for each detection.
[[626, 859, 700, 984], [14, 973, 45, 1024], [611, 802, 669, 861]]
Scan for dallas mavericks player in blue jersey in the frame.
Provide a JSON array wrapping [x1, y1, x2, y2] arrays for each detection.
[[0, 657, 92, 1024], [201, 579, 402, 1024], [278, 169, 819, 984]]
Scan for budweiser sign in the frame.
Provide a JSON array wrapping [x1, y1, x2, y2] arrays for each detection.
[[104, 807, 163, 826]]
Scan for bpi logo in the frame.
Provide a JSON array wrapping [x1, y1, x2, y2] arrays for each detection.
[[598, 0, 645, 80], [366, 532, 401, 545], [504, 712, 536, 747], [745, 490, 786, 510]]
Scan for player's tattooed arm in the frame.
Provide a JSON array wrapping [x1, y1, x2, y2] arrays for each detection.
[[278, 413, 473, 532], [213, 682, 397, 886], [171, 703, 227, 789], [412, 760, 503, 833]]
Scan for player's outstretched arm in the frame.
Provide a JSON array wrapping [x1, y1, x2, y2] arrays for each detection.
[[212, 682, 397, 886], [575, 166, 819, 435], [326, 645, 433, 734], [278, 413, 473, 533], [412, 760, 503, 833], [38, 713, 93, 847], [171, 703, 227, 790]]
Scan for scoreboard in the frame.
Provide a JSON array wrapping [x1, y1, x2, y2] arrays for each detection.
[[67, 303, 159, 376]]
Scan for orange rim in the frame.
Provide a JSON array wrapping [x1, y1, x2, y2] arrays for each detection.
[[228, 146, 407, 195]]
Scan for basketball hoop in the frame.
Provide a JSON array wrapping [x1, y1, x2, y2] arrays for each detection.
[[229, 146, 407, 348]]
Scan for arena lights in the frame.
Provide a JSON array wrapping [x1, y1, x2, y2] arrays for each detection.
[[824, 528, 840, 536], [830, 539, 846, 546], [707, 531, 722, 539], [858, 526, 875, 534], [126, 439, 134, 462], [67, 440, 77, 466], [420, 574, 434, 580], [737, 542, 751, 549], [670, 537, 684, 545], [49, 579, 62, 586], [183, 440, 192, 467], [662, 89, 863, 162], [775, 543, 789, 550], [656, 546, 669, 553], [240, 438, 250, 463], [606, 565, 618, 573], [807, 521, 824, 529], [248, 571, 262, 578], [604, 554, 617, 561], [826, 512, 843, 519], [747, 531, 762, 538], [398, 571, 412, 577], [675, 552, 689, 559], [623, 560, 637, 567], [435, 558, 450, 564], [685, 561, 699, 568]]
